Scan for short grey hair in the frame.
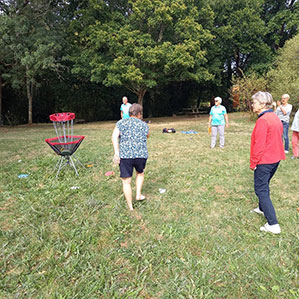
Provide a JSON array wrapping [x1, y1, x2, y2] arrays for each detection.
[[282, 94, 290, 99], [129, 103, 143, 116], [252, 91, 273, 109], [215, 96, 222, 103]]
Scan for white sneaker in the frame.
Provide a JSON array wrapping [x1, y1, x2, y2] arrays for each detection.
[[284, 150, 289, 154], [260, 223, 281, 234], [251, 207, 264, 215]]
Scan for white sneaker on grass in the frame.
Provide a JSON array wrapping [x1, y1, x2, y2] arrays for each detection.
[[260, 223, 281, 234], [251, 207, 264, 215], [284, 150, 289, 154]]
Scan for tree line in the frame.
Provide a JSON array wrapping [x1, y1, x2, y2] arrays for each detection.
[[0, 0, 298, 124]]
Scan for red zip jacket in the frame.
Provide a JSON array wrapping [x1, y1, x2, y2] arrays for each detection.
[[250, 110, 285, 169]]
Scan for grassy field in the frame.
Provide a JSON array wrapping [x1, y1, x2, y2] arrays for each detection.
[[0, 113, 298, 298]]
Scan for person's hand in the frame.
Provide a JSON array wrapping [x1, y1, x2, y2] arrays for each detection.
[[226, 123, 229, 128], [250, 167, 257, 171], [277, 100, 281, 106], [113, 153, 120, 165]]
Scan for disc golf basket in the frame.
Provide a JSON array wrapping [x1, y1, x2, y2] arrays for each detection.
[[45, 112, 85, 178]]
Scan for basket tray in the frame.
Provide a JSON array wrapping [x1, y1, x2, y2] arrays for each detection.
[[45, 135, 84, 156]]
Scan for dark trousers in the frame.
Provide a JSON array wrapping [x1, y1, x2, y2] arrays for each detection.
[[282, 121, 289, 151], [254, 162, 280, 225]]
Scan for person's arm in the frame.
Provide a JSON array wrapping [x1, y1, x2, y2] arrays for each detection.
[[225, 113, 229, 128], [281, 104, 292, 116], [280, 106, 287, 115], [112, 126, 120, 164], [275, 101, 281, 115], [145, 123, 150, 138], [208, 115, 212, 127], [120, 105, 123, 119], [250, 119, 267, 170]]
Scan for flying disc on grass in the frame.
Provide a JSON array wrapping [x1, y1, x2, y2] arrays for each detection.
[[105, 171, 115, 176]]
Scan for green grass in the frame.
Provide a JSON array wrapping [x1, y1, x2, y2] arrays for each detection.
[[0, 113, 298, 298]]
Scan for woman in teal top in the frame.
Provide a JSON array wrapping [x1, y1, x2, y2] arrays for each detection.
[[120, 96, 132, 119], [208, 97, 229, 148]]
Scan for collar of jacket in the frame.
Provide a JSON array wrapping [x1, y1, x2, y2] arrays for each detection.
[[258, 109, 273, 118]]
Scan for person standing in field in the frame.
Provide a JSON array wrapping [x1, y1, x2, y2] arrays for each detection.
[[112, 104, 149, 211], [208, 97, 229, 148], [250, 91, 285, 234], [290, 108, 299, 159], [120, 96, 132, 119], [276, 94, 292, 153]]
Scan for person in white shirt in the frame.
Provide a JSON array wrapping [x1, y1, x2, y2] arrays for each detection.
[[276, 94, 292, 153]]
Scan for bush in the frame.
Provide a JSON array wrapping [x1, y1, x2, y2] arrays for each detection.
[[230, 72, 268, 114], [268, 34, 299, 110]]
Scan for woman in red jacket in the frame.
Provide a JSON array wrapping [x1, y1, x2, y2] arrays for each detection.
[[250, 91, 285, 234]]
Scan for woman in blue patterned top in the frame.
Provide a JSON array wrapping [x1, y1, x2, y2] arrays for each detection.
[[112, 104, 150, 211]]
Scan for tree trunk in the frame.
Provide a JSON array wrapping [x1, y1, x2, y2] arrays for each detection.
[[158, 24, 165, 43], [227, 59, 232, 88], [26, 74, 33, 124], [137, 89, 147, 106], [197, 88, 202, 108], [148, 90, 156, 118], [0, 76, 3, 126], [235, 51, 242, 77]]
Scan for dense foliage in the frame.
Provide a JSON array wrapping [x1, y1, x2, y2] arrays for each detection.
[[71, 0, 215, 105], [0, 0, 298, 123], [268, 33, 299, 109]]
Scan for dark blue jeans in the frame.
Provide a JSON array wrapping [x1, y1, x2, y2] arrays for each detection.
[[254, 162, 279, 225], [282, 121, 289, 151]]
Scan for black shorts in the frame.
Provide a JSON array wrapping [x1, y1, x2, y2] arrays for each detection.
[[119, 158, 147, 178]]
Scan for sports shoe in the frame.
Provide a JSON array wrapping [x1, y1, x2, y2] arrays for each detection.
[[251, 207, 264, 215], [291, 156, 298, 159], [284, 150, 289, 154], [260, 223, 281, 234]]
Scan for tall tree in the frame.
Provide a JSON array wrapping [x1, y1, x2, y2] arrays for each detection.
[[210, 0, 299, 88], [0, 0, 65, 124], [210, 0, 272, 84], [262, 0, 299, 51], [268, 33, 299, 108], [0, 8, 14, 125], [71, 0, 214, 105]]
